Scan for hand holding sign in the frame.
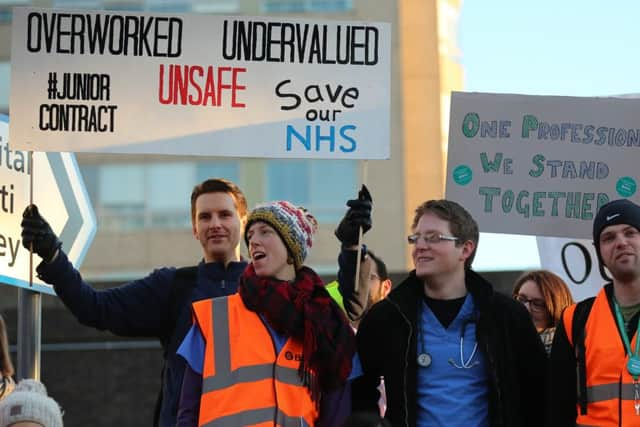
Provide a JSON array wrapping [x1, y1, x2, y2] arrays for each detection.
[[21, 204, 62, 263], [335, 185, 373, 246]]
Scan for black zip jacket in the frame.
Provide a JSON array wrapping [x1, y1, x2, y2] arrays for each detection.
[[352, 269, 546, 426]]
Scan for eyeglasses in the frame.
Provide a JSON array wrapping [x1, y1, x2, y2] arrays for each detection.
[[514, 294, 546, 312], [407, 233, 458, 245]]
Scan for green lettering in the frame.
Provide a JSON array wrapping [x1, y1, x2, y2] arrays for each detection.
[[581, 193, 595, 220], [532, 192, 545, 217], [516, 191, 530, 218], [462, 112, 480, 138], [597, 193, 609, 211], [529, 154, 545, 178], [565, 192, 581, 219], [547, 192, 566, 217], [522, 114, 539, 138], [478, 187, 500, 212], [501, 190, 514, 213], [480, 152, 503, 173]]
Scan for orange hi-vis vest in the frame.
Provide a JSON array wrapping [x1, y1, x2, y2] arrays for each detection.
[[563, 287, 640, 427], [192, 294, 318, 427]]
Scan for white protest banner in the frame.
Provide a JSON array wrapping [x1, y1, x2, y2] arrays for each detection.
[[0, 115, 96, 295], [9, 8, 390, 159], [445, 92, 640, 239], [536, 236, 607, 301]]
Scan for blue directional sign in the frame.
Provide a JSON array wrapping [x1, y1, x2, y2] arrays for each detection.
[[0, 114, 96, 295]]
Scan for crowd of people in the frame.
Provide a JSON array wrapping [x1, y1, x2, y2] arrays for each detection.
[[3, 176, 640, 426]]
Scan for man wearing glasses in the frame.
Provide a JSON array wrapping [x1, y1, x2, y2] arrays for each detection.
[[353, 199, 546, 426]]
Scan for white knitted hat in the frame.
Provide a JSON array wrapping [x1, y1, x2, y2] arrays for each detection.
[[0, 379, 62, 427]]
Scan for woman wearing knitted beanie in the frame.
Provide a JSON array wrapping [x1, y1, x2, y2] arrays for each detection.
[[177, 201, 358, 427], [0, 379, 63, 427]]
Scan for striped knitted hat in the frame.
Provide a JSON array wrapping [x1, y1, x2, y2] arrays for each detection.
[[245, 201, 318, 270]]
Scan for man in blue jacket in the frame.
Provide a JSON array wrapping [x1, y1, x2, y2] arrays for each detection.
[[21, 178, 249, 426], [21, 178, 372, 426]]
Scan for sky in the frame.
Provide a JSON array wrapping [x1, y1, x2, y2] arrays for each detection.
[[457, 1, 639, 270]]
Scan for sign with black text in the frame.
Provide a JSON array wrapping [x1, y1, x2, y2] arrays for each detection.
[[536, 236, 606, 301], [9, 8, 391, 159]]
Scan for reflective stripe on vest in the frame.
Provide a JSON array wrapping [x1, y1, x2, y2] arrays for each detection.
[[200, 407, 311, 427], [203, 363, 303, 393], [572, 288, 639, 426], [194, 295, 317, 426], [587, 383, 637, 403]]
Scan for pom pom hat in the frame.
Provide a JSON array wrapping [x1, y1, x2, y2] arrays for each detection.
[[0, 379, 63, 427], [245, 201, 318, 270]]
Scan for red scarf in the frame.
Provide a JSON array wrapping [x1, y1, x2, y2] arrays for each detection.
[[238, 264, 356, 401]]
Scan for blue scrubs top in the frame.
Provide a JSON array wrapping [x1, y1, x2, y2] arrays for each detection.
[[416, 294, 489, 427]]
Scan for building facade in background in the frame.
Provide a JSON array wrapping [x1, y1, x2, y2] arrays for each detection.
[[0, 1, 466, 425], [0, 0, 463, 280]]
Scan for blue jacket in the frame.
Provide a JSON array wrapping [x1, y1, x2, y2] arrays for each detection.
[[35, 250, 247, 427]]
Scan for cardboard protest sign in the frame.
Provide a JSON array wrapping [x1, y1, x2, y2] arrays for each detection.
[[445, 92, 640, 239], [9, 8, 390, 159]]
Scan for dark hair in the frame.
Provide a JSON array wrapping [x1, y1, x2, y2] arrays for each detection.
[[411, 199, 479, 269], [190, 178, 247, 221], [512, 270, 574, 325], [341, 412, 392, 427], [0, 314, 14, 377], [367, 250, 388, 281]]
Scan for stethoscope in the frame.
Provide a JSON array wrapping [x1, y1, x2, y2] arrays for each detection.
[[416, 303, 480, 369]]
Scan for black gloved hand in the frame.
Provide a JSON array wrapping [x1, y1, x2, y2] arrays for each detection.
[[21, 204, 62, 262], [335, 185, 373, 246]]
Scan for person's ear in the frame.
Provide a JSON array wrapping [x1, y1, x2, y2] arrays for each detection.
[[382, 279, 392, 297], [460, 240, 476, 262]]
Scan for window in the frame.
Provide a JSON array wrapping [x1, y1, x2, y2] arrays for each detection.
[[261, 0, 352, 13], [99, 165, 145, 230], [191, 0, 239, 13], [266, 159, 356, 223], [144, 0, 191, 12], [81, 161, 239, 230], [53, 0, 104, 9]]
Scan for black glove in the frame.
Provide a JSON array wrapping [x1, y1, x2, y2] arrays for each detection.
[[335, 185, 372, 246], [21, 204, 62, 262]]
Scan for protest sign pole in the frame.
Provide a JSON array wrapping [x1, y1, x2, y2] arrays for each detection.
[[354, 160, 369, 292], [17, 288, 41, 380], [18, 151, 41, 380]]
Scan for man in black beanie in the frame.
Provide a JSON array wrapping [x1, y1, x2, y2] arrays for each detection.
[[548, 198, 640, 426]]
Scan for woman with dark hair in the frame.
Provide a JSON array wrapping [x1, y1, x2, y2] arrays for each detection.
[[513, 270, 574, 355], [0, 315, 14, 401]]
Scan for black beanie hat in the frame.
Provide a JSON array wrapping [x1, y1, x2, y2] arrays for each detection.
[[593, 199, 640, 263]]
